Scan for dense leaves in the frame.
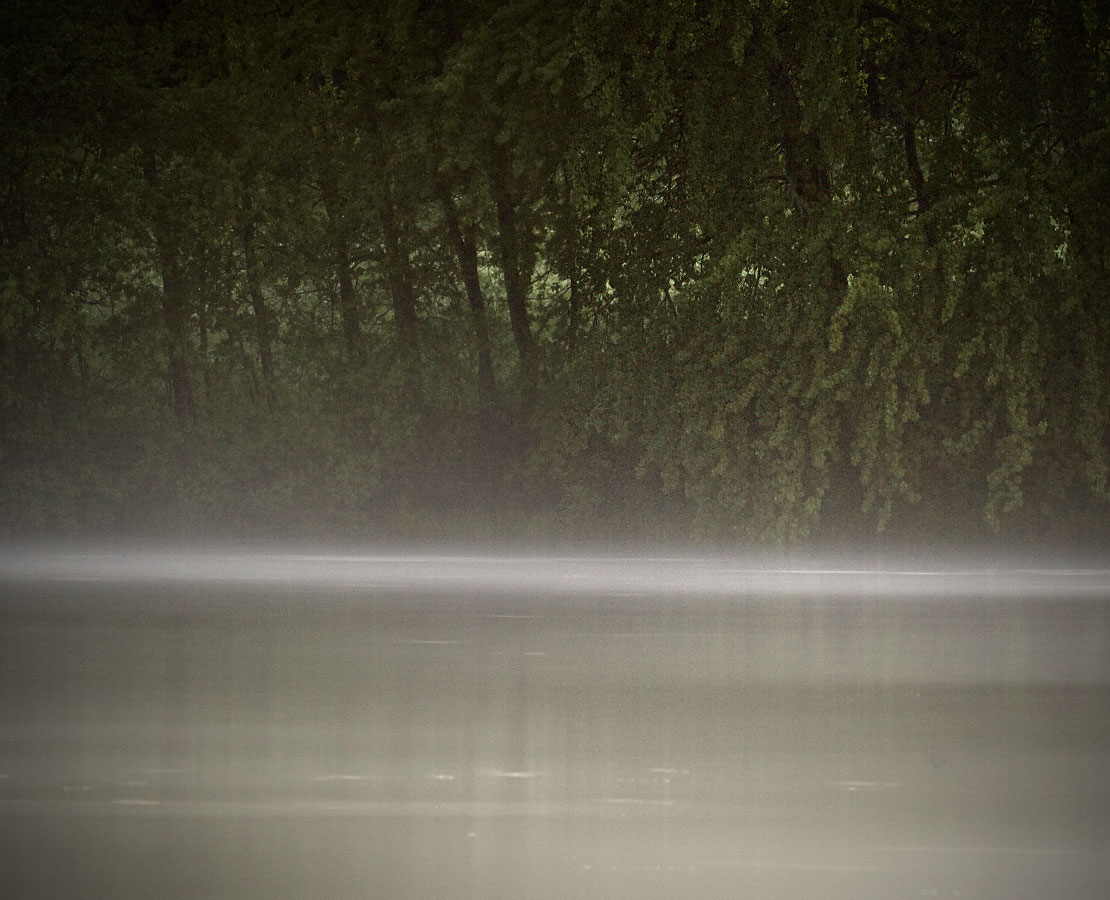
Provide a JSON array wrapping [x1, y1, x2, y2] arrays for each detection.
[[1, 0, 1107, 548]]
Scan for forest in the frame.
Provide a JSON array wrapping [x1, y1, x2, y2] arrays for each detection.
[[2, 0, 1107, 549]]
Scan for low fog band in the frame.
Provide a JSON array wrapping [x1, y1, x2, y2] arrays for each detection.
[[1, 551, 1108, 598]]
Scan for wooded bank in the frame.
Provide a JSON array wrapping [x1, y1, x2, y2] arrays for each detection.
[[2, 0, 1107, 548]]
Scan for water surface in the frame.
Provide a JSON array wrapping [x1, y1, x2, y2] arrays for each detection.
[[2, 554, 1108, 899]]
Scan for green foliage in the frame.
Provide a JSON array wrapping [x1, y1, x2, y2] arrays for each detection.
[[1, 0, 1106, 547]]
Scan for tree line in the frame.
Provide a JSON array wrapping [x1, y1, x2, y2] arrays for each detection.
[[2, 0, 1107, 547]]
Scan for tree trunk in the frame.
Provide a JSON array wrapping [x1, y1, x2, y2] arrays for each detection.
[[903, 119, 937, 246], [319, 189, 363, 364], [438, 182, 498, 409], [158, 258, 197, 424], [378, 197, 419, 351], [334, 251, 362, 364], [195, 286, 215, 407], [241, 192, 276, 410], [488, 147, 536, 407], [143, 151, 197, 424], [567, 271, 580, 352]]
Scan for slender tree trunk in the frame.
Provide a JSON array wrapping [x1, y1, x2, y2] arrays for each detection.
[[903, 120, 930, 216], [903, 120, 937, 246], [158, 257, 197, 423], [226, 321, 260, 397], [567, 271, 580, 352], [556, 166, 582, 353], [195, 288, 214, 407], [490, 167, 533, 359], [378, 197, 419, 351], [334, 251, 362, 364], [143, 151, 197, 424], [488, 147, 536, 407], [378, 194, 423, 424], [241, 192, 276, 410], [438, 182, 498, 409], [319, 188, 363, 364]]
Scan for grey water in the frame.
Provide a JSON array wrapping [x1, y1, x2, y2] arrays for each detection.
[[1, 550, 1109, 899]]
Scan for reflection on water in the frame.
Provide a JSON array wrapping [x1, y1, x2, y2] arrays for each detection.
[[1, 557, 1109, 899]]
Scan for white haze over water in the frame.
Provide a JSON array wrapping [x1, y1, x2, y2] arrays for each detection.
[[2, 545, 1109, 899], [1, 546, 1109, 598]]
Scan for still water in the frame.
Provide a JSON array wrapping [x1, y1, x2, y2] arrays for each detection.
[[1, 553, 1109, 899]]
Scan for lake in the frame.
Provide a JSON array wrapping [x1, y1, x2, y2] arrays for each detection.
[[1, 553, 1109, 899]]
